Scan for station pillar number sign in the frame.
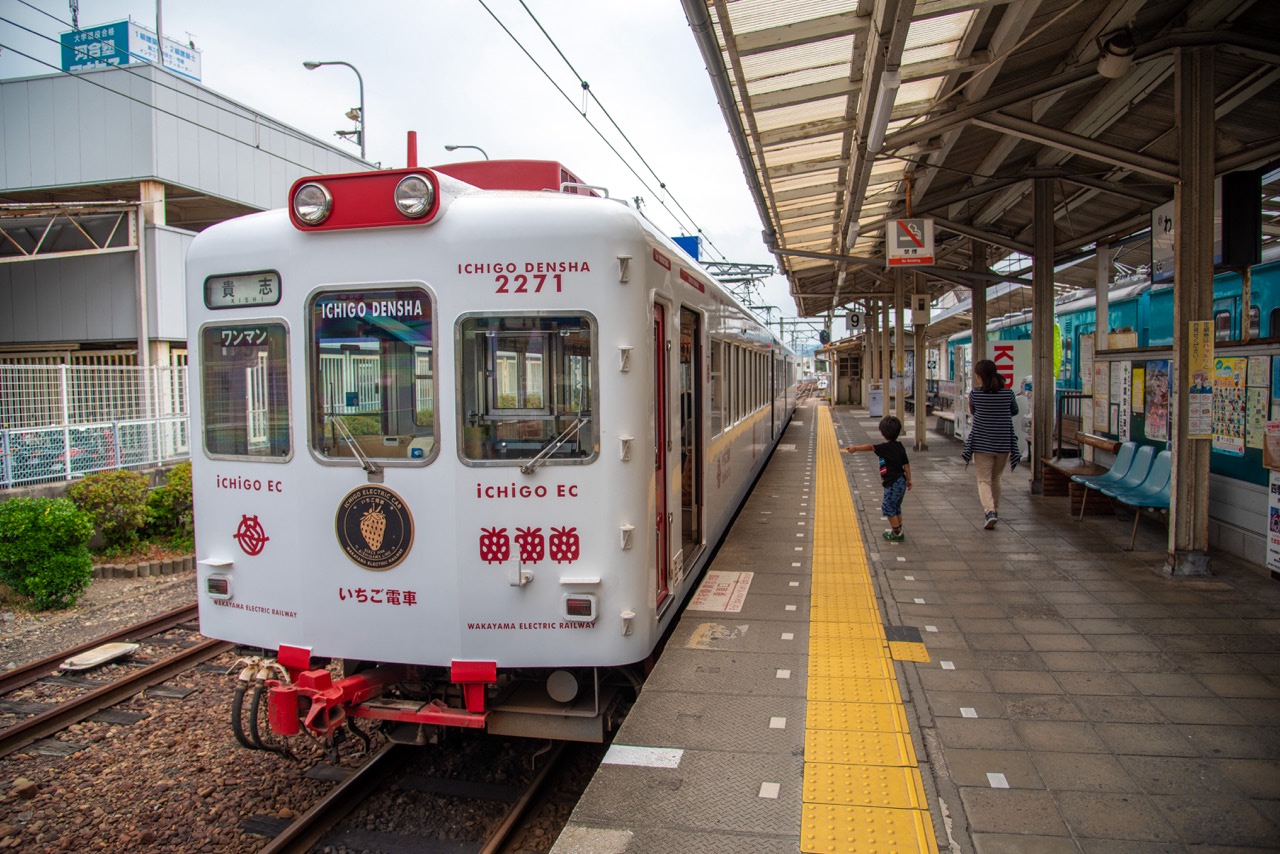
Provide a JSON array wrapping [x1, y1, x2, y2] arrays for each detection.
[[887, 218, 935, 266]]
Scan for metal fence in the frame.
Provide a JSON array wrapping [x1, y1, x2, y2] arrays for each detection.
[[0, 365, 189, 489]]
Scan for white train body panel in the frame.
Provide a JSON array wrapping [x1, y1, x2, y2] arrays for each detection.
[[187, 166, 796, 687]]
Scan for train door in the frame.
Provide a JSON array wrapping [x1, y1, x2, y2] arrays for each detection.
[[679, 308, 703, 559], [654, 304, 670, 608]]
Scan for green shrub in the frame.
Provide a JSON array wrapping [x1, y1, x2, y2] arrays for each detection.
[[0, 498, 94, 610], [67, 469, 150, 548], [146, 462, 193, 537]]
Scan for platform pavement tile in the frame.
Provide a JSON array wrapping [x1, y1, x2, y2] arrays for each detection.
[[645, 648, 809, 698], [568, 751, 805, 835], [1014, 721, 1110, 753], [1028, 751, 1142, 793], [970, 833, 1081, 853], [933, 717, 1022, 751], [1178, 723, 1280, 759], [1024, 632, 1095, 652], [916, 667, 995, 694], [1000, 694, 1085, 722], [1117, 755, 1243, 797], [939, 748, 1045, 789], [966, 635, 1035, 654], [1035, 650, 1113, 672], [957, 787, 1069, 836], [1054, 671, 1141, 696], [678, 618, 812, 653], [1146, 695, 1250, 725], [1212, 758, 1280, 799], [1196, 672, 1280, 699], [1071, 695, 1166, 724], [1100, 652, 1178, 674], [923, 690, 1005, 720], [1055, 791, 1184, 843], [552, 824, 799, 854], [1091, 723, 1203, 758], [613, 691, 807, 753], [986, 670, 1063, 695], [1169, 651, 1257, 674], [1227, 697, 1280, 727], [1087, 634, 1162, 653]]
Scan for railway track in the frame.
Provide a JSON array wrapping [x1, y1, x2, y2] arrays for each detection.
[[255, 739, 566, 853], [0, 605, 232, 758]]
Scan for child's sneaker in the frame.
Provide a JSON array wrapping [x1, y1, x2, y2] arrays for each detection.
[[984, 511, 998, 529], [883, 529, 904, 542]]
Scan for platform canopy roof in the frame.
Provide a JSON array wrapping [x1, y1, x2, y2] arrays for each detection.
[[683, 0, 1280, 317]]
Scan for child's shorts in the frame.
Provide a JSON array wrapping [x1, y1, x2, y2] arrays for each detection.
[[881, 476, 907, 517]]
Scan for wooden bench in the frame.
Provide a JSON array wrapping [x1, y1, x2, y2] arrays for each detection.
[[1042, 432, 1122, 513]]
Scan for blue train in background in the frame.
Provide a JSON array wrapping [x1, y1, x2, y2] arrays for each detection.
[[945, 254, 1280, 487], [948, 256, 1280, 391]]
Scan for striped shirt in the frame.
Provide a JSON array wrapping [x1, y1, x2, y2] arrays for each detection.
[[964, 387, 1020, 465]]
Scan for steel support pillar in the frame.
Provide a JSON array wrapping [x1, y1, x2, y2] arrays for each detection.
[[894, 271, 907, 425], [913, 272, 928, 450], [881, 300, 892, 412], [1167, 47, 1215, 577], [1030, 178, 1055, 495], [867, 304, 880, 408], [970, 239, 987, 362]]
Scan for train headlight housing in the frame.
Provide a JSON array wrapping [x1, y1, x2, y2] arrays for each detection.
[[293, 182, 333, 225], [394, 174, 435, 218]]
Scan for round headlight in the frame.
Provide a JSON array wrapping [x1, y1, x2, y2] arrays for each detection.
[[293, 182, 333, 225], [394, 174, 435, 218]]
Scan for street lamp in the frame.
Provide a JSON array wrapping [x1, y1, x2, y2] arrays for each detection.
[[444, 144, 489, 160], [303, 60, 365, 160]]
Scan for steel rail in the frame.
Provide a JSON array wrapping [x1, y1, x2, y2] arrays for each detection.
[[0, 603, 200, 696], [258, 742, 409, 854], [484, 741, 565, 854], [0, 636, 231, 759]]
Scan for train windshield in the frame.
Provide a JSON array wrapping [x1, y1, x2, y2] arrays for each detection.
[[200, 321, 291, 460], [458, 314, 596, 465], [308, 287, 436, 464]]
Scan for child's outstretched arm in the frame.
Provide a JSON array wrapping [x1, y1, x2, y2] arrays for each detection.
[[843, 443, 874, 453], [904, 463, 912, 490]]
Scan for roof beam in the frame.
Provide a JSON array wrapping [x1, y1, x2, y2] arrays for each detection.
[[931, 216, 1033, 254], [971, 113, 1180, 182]]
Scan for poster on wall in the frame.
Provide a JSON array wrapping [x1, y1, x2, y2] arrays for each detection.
[[1269, 471, 1280, 573], [1080, 335, 1095, 395], [1114, 362, 1132, 441], [1212, 357, 1246, 457], [1188, 321, 1214, 438], [1093, 362, 1110, 434], [1248, 355, 1269, 388], [1133, 366, 1146, 414], [1273, 356, 1280, 420], [1249, 389, 1269, 450], [1145, 360, 1170, 442], [1266, 421, 1280, 470]]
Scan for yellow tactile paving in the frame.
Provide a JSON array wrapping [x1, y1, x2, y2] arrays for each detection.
[[803, 763, 930, 808], [801, 804, 940, 854], [803, 405, 937, 853]]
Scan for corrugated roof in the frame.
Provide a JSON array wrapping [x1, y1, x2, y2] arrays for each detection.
[[683, 0, 1280, 317]]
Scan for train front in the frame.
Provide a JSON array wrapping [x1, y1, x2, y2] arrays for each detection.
[[186, 162, 656, 750]]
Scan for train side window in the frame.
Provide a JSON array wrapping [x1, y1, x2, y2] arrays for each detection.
[[1213, 309, 1233, 342], [1248, 305, 1259, 339], [1270, 307, 1280, 339], [458, 314, 597, 465], [709, 340, 723, 436], [200, 321, 290, 460], [308, 287, 435, 464]]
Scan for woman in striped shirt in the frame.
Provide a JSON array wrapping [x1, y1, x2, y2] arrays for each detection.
[[963, 359, 1020, 529]]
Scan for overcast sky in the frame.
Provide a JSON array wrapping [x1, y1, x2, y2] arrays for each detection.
[[1, 0, 811, 332]]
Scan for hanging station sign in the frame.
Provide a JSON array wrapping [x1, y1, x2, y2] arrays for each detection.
[[886, 219, 935, 266]]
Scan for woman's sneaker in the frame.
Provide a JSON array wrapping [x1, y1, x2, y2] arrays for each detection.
[[883, 529, 905, 542], [984, 511, 998, 530]]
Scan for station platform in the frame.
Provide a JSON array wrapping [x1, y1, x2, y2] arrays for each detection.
[[552, 400, 1280, 854]]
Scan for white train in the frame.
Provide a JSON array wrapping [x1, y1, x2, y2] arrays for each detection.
[[186, 149, 798, 750]]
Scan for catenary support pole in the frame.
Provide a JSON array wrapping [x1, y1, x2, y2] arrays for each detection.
[[1031, 178, 1056, 495]]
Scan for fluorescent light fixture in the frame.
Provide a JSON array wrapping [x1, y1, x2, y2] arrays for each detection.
[[866, 69, 901, 154]]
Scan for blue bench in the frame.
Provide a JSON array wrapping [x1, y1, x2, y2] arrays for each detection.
[[1073, 443, 1153, 520], [1101, 449, 1171, 550]]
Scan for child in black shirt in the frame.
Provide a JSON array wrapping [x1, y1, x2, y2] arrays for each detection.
[[844, 415, 912, 541]]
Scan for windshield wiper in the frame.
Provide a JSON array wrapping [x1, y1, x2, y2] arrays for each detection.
[[519, 415, 587, 475], [328, 413, 384, 482]]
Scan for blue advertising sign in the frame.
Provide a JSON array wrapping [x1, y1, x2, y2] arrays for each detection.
[[60, 20, 202, 81]]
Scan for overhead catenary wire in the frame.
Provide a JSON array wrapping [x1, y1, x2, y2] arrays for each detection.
[[514, 0, 725, 261], [476, 0, 728, 262]]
